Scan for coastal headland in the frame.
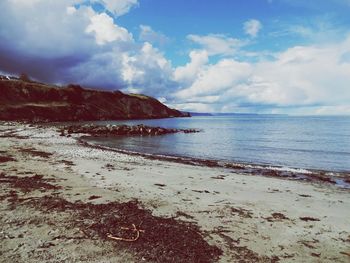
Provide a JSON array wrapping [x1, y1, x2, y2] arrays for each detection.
[[0, 77, 189, 122]]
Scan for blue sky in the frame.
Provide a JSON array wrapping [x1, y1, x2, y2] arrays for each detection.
[[115, 0, 350, 65], [0, 0, 350, 115]]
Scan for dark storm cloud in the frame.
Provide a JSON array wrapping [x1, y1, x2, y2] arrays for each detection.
[[0, 0, 172, 95], [0, 0, 98, 84], [0, 46, 91, 84]]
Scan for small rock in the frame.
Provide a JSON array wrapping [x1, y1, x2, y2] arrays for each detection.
[[38, 241, 55, 248]]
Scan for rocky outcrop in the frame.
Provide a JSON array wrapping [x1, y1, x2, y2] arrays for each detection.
[[0, 77, 190, 121], [60, 124, 201, 137]]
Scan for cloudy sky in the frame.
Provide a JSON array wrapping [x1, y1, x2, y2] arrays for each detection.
[[1, 0, 350, 115]]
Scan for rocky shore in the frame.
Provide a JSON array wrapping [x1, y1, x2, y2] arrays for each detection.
[[59, 124, 201, 137]]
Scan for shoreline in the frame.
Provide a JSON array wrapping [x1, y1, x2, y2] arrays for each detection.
[[80, 136, 350, 189], [1, 122, 350, 262]]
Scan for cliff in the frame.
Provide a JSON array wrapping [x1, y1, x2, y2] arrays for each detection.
[[0, 77, 189, 121]]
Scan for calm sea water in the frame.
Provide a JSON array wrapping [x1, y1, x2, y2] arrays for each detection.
[[84, 115, 350, 173]]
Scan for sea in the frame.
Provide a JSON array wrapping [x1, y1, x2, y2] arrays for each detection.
[[82, 115, 350, 175]]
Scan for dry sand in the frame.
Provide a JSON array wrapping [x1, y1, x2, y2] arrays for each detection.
[[0, 122, 349, 262]]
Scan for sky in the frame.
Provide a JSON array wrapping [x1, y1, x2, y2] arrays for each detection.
[[0, 0, 350, 115]]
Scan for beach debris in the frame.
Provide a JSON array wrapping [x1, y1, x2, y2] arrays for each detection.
[[267, 188, 281, 193], [0, 130, 29, 139], [0, 173, 60, 193], [22, 196, 222, 262], [299, 217, 320, 222], [339, 235, 350, 243], [88, 195, 101, 200], [0, 155, 16, 163], [154, 183, 166, 187], [18, 147, 53, 159], [59, 160, 75, 166], [38, 241, 55, 249], [340, 251, 350, 257], [224, 163, 245, 169], [311, 252, 321, 257], [192, 189, 211, 194], [175, 211, 195, 220], [217, 232, 280, 262], [266, 212, 289, 222], [298, 194, 312, 197], [298, 240, 319, 249], [107, 223, 145, 242], [230, 206, 253, 218], [211, 175, 226, 180]]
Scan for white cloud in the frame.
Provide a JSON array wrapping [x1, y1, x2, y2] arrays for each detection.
[[243, 19, 262, 38], [93, 0, 139, 16], [175, 59, 252, 100], [173, 50, 208, 86], [187, 34, 244, 56], [313, 105, 350, 115], [66, 6, 77, 15], [270, 17, 345, 44], [139, 25, 170, 46], [120, 42, 175, 96], [245, 40, 350, 107], [86, 13, 132, 45], [173, 35, 350, 114], [10, 0, 45, 6], [170, 102, 214, 113]]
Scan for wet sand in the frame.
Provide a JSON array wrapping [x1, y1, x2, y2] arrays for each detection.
[[0, 122, 349, 262]]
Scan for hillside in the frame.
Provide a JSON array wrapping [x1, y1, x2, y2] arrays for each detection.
[[0, 76, 189, 121]]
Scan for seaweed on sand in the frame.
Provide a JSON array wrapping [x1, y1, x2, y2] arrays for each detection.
[[0, 173, 60, 193], [23, 196, 222, 263], [18, 147, 53, 158], [0, 155, 16, 163], [1, 172, 222, 263]]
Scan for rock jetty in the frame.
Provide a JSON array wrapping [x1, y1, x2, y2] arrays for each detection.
[[59, 124, 201, 137]]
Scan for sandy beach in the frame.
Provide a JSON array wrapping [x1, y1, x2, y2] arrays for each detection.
[[1, 122, 349, 263]]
